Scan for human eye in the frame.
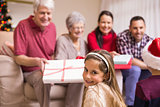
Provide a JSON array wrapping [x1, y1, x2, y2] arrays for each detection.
[[84, 67, 88, 72], [107, 21, 111, 24], [80, 26, 84, 30], [91, 70, 98, 75], [133, 27, 137, 30], [140, 27, 143, 29], [39, 12, 45, 15], [47, 12, 51, 15], [101, 21, 106, 24]]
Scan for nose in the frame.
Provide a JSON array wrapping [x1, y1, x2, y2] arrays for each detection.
[[44, 13, 48, 19], [104, 23, 109, 28], [137, 28, 141, 33], [86, 73, 91, 79], [78, 28, 83, 33]]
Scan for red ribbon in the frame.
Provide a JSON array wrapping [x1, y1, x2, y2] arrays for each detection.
[[43, 60, 84, 81], [76, 56, 85, 59]]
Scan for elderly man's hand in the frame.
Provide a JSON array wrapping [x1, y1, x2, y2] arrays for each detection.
[[37, 58, 49, 73]]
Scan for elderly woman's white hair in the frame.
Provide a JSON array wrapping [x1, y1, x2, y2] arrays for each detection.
[[33, 0, 55, 12], [66, 11, 86, 30]]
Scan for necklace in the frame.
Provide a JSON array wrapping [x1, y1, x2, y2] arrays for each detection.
[[73, 42, 79, 48], [68, 35, 80, 51]]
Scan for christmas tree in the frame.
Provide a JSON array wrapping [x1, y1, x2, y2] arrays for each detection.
[[0, 0, 12, 31]]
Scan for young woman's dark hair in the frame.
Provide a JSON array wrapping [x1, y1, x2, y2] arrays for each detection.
[[95, 10, 114, 48]]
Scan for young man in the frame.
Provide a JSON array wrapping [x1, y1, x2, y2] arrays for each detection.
[[134, 38, 160, 106], [116, 16, 153, 107], [14, 0, 56, 107]]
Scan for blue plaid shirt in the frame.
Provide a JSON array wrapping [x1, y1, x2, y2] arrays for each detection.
[[116, 29, 153, 61]]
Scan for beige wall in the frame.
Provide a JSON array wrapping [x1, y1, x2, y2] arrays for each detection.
[[8, 0, 101, 40]]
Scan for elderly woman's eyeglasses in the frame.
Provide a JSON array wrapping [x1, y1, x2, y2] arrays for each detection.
[[72, 26, 84, 31]]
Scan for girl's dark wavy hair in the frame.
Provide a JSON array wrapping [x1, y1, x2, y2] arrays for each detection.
[[95, 10, 115, 48]]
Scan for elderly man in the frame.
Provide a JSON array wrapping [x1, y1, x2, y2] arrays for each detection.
[[13, 0, 56, 107], [116, 16, 153, 107]]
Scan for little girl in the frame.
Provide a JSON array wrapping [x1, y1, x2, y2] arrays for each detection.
[[82, 50, 126, 107]]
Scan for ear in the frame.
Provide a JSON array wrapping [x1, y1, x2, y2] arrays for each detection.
[[98, 21, 100, 27], [129, 25, 131, 32], [103, 72, 110, 81], [103, 74, 107, 81], [68, 27, 72, 33], [144, 25, 146, 31], [104, 72, 110, 81], [33, 11, 36, 16]]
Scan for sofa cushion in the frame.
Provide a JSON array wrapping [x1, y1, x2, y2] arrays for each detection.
[[0, 55, 24, 106], [24, 83, 67, 101]]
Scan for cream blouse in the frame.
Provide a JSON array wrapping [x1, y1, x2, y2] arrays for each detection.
[[82, 82, 126, 107]]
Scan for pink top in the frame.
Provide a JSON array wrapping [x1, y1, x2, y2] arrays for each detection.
[[87, 31, 117, 52], [14, 15, 56, 72]]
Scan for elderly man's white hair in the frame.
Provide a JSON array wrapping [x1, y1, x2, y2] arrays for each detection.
[[33, 0, 55, 12]]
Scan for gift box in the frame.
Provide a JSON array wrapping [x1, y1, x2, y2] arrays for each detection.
[[114, 58, 132, 69], [114, 55, 132, 69], [43, 55, 132, 84], [43, 59, 85, 84]]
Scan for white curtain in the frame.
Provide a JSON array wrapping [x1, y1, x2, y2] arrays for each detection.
[[100, 0, 160, 38]]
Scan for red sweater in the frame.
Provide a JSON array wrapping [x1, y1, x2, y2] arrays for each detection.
[[87, 31, 117, 52]]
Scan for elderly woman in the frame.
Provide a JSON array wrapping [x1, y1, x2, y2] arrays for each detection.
[[55, 11, 88, 107]]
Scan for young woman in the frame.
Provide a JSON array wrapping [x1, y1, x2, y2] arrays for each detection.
[[82, 50, 126, 107], [87, 10, 119, 57]]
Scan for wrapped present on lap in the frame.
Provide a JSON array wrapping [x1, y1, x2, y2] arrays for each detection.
[[43, 55, 132, 84], [113, 55, 132, 69], [43, 59, 85, 84]]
